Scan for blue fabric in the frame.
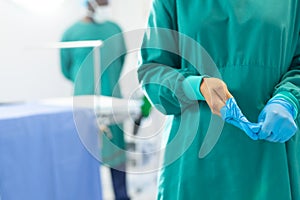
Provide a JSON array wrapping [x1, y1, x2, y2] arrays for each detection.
[[258, 97, 298, 143], [221, 98, 261, 140], [273, 92, 299, 118], [0, 104, 102, 200], [110, 168, 130, 200], [221, 97, 298, 143]]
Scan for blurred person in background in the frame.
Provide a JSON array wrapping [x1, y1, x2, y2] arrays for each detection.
[[60, 0, 130, 199]]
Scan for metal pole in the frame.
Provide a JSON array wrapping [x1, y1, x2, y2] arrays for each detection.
[[93, 45, 101, 96], [38, 40, 103, 111]]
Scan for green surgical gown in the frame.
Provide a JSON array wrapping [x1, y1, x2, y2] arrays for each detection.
[[60, 21, 127, 167], [138, 0, 300, 199]]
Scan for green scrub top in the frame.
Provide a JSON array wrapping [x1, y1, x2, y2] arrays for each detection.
[[60, 21, 127, 167], [138, 0, 300, 199]]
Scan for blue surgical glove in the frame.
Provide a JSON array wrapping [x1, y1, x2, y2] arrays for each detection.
[[221, 98, 261, 140], [258, 97, 298, 143]]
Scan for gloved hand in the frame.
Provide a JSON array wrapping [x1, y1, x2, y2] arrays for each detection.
[[258, 97, 298, 143], [221, 98, 261, 140]]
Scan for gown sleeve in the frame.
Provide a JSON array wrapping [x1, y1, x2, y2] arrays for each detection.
[[138, 0, 204, 116], [115, 26, 127, 80], [60, 31, 72, 81], [273, 32, 300, 118]]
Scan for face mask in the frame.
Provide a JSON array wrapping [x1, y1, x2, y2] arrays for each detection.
[[88, 0, 112, 23], [93, 6, 111, 23]]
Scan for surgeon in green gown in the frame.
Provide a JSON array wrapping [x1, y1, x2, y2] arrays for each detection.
[[138, 0, 300, 199], [60, 0, 130, 199]]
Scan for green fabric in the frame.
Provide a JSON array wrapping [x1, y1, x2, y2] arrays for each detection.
[[141, 96, 152, 117], [138, 0, 300, 199], [60, 20, 127, 167], [182, 76, 206, 100]]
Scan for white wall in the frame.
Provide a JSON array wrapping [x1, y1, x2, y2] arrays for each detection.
[[0, 0, 152, 102], [0, 1, 166, 183]]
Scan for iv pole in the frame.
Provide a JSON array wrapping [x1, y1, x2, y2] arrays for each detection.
[[41, 40, 140, 124], [46, 40, 103, 108], [46, 40, 103, 95]]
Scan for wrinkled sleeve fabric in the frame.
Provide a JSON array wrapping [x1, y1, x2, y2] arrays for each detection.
[[273, 33, 300, 118], [138, 0, 203, 116], [60, 31, 72, 81]]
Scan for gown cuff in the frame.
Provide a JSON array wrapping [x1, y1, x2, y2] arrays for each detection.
[[273, 91, 299, 119], [182, 76, 208, 101]]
